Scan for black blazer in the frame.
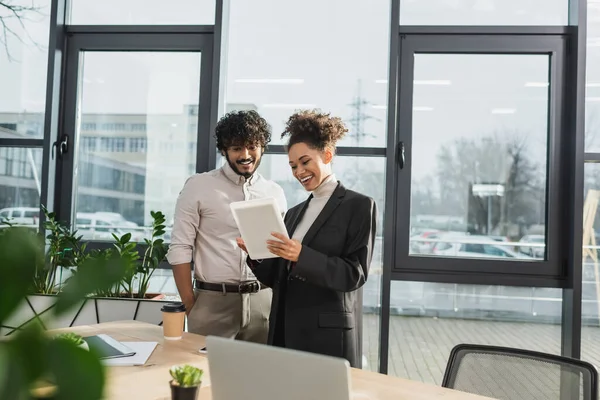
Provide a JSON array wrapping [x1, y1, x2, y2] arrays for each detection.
[[249, 182, 377, 368]]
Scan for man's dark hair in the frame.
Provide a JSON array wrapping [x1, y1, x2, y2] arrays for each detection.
[[214, 110, 272, 151], [281, 109, 348, 152]]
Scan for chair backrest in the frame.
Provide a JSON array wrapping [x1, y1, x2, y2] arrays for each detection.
[[442, 344, 598, 400]]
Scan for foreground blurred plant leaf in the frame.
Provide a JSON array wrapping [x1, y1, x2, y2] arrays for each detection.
[[0, 224, 126, 399], [0, 323, 46, 399], [0, 227, 41, 325], [54, 252, 128, 315], [0, 344, 17, 400], [48, 339, 105, 400], [11, 323, 46, 384]]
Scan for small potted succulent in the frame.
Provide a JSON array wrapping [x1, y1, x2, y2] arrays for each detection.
[[169, 364, 203, 400], [53, 332, 89, 351]]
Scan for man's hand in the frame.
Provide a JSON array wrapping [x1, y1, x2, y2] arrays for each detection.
[[236, 237, 249, 254], [171, 263, 196, 316], [266, 232, 302, 262], [183, 297, 195, 316]]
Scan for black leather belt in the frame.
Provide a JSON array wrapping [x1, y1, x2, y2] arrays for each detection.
[[194, 280, 265, 294]]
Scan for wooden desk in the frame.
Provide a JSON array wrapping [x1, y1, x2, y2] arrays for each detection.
[[51, 321, 493, 400]]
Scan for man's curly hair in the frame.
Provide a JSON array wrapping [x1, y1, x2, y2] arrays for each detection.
[[281, 109, 348, 152], [215, 110, 272, 151]]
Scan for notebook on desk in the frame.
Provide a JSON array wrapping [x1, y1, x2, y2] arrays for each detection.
[[102, 341, 158, 366], [83, 334, 136, 359]]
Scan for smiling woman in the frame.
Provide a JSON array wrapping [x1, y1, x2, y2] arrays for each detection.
[[283, 109, 348, 191], [239, 109, 378, 368]]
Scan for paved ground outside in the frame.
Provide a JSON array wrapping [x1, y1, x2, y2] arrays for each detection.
[[366, 313, 600, 385]]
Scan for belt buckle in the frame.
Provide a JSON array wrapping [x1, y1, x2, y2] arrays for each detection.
[[239, 280, 260, 294]]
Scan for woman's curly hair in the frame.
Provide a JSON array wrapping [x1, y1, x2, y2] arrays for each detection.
[[281, 109, 348, 152], [215, 110, 272, 151]]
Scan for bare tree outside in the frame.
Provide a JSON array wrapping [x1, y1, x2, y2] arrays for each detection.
[[411, 131, 545, 238], [0, 0, 46, 61]]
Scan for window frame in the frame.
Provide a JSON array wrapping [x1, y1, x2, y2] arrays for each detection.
[[55, 30, 216, 236], [390, 33, 569, 286]]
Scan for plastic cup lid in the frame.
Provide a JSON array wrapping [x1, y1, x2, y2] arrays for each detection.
[[161, 302, 186, 313]]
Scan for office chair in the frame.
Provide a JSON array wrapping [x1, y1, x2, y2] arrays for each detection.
[[442, 344, 598, 400]]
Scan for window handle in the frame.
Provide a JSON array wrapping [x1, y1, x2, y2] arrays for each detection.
[[398, 141, 405, 169], [52, 134, 69, 160]]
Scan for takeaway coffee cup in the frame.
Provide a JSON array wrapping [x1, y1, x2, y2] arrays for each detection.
[[161, 302, 186, 340]]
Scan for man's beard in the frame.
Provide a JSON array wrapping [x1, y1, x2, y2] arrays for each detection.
[[226, 154, 262, 179]]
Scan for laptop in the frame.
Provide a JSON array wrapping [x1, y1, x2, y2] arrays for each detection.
[[206, 336, 352, 400]]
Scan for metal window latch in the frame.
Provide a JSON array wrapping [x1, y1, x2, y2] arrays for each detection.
[[398, 141, 405, 169], [52, 134, 69, 160]]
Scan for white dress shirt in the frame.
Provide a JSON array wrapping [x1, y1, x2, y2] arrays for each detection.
[[167, 162, 287, 284], [291, 174, 338, 243]]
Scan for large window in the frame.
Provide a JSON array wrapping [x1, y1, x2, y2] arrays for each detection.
[[408, 53, 549, 261], [71, 52, 202, 241], [0, 0, 51, 139], [392, 34, 566, 285]]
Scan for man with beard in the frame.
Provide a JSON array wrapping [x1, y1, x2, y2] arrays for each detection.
[[167, 110, 287, 343]]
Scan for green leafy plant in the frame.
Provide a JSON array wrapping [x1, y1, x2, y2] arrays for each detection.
[[136, 211, 168, 299], [111, 232, 139, 298], [84, 248, 122, 298], [0, 226, 128, 399], [53, 332, 84, 346], [35, 206, 87, 294], [93, 211, 167, 299], [169, 365, 203, 388]]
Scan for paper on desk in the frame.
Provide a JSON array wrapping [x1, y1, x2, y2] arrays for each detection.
[[102, 342, 158, 366]]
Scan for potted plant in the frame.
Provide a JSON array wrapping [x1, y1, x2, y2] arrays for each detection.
[[169, 364, 203, 400], [53, 332, 89, 351], [3, 208, 171, 337]]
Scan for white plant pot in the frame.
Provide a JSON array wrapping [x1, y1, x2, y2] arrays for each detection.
[[1, 294, 172, 336]]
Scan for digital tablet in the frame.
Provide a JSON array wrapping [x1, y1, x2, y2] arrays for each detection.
[[230, 197, 289, 260]]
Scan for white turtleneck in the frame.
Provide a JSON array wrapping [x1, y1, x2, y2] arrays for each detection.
[[291, 173, 338, 243]]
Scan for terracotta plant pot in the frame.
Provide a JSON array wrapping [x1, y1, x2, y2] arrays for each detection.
[[169, 380, 200, 400]]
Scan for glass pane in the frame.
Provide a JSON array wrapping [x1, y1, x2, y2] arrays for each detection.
[[73, 52, 201, 242], [69, 0, 215, 25], [400, 0, 567, 26], [582, 163, 600, 369], [582, 0, 600, 374], [585, 1, 600, 151], [224, 0, 390, 147], [388, 281, 562, 383], [239, 153, 385, 371], [0, 147, 42, 229], [409, 54, 549, 261], [0, 0, 51, 139]]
